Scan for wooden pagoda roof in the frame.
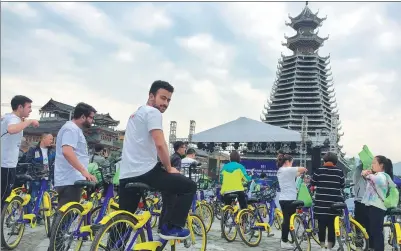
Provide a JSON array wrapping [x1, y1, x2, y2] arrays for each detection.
[[39, 98, 119, 125]]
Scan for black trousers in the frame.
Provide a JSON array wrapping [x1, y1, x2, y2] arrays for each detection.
[[366, 206, 385, 251], [223, 191, 247, 209], [317, 215, 336, 246], [1, 167, 16, 208], [119, 165, 197, 228], [158, 193, 177, 230], [354, 201, 367, 229], [55, 185, 82, 209], [279, 200, 297, 242]]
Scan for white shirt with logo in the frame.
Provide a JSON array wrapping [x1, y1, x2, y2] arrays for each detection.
[[54, 121, 89, 187], [41, 147, 49, 170], [1, 113, 23, 168], [120, 106, 163, 179]]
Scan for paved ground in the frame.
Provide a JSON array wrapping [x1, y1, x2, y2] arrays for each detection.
[[7, 215, 390, 251], [12, 219, 320, 251]]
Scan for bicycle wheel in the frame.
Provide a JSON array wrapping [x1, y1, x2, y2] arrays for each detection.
[[383, 222, 401, 251], [220, 206, 237, 242], [335, 218, 350, 251], [214, 201, 223, 221], [1, 197, 26, 249], [49, 204, 85, 251], [176, 214, 207, 251], [90, 213, 145, 251], [237, 209, 262, 247], [273, 209, 283, 230], [290, 215, 311, 251], [349, 220, 369, 251], [145, 198, 159, 228], [41, 192, 52, 238], [195, 204, 213, 233], [307, 218, 320, 244], [90, 204, 119, 225]]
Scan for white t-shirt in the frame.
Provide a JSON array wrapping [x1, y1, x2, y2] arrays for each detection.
[[120, 106, 163, 179], [181, 157, 198, 178], [277, 166, 298, 201], [54, 121, 89, 187], [1, 113, 23, 168], [41, 147, 49, 170]]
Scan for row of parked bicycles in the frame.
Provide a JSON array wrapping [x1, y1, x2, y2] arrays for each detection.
[[2, 160, 401, 251]]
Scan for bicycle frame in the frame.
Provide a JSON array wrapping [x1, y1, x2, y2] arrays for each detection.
[[17, 178, 51, 226]]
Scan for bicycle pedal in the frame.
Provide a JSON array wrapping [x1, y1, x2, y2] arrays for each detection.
[[267, 233, 274, 237]]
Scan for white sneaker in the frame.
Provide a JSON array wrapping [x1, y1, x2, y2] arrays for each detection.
[[280, 241, 293, 249]]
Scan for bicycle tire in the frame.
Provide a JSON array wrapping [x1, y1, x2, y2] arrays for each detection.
[[220, 206, 237, 242], [195, 203, 213, 233], [290, 214, 311, 251], [236, 209, 262, 247], [49, 204, 84, 251], [89, 213, 145, 251], [1, 196, 26, 249]]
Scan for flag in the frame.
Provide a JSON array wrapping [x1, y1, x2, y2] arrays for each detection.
[[358, 145, 374, 170]]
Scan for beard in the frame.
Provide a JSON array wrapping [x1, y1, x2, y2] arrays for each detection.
[[83, 120, 92, 128], [152, 103, 167, 113]]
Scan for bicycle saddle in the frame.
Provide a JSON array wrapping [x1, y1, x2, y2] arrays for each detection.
[[74, 180, 96, 188], [330, 202, 347, 210], [387, 208, 401, 216], [291, 200, 305, 208], [247, 198, 260, 204], [125, 182, 155, 191], [16, 174, 33, 182]]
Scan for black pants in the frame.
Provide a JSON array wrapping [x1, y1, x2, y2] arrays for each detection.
[[55, 185, 82, 209], [223, 191, 247, 209], [158, 193, 177, 230], [119, 165, 197, 228], [317, 215, 336, 246], [279, 200, 297, 242], [366, 206, 385, 251], [354, 201, 367, 229], [1, 167, 16, 208]]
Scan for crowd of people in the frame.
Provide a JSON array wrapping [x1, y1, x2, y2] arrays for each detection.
[[0, 82, 397, 251]]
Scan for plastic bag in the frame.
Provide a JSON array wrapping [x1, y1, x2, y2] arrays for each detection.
[[384, 173, 400, 209], [297, 182, 312, 207]]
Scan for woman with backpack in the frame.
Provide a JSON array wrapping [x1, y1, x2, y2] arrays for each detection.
[[361, 155, 395, 251]]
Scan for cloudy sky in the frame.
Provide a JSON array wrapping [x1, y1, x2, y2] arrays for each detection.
[[1, 2, 400, 162]]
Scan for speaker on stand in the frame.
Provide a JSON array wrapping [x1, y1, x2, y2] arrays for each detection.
[[311, 147, 322, 175]]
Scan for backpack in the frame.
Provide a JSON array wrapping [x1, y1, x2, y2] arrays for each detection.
[[372, 173, 399, 209], [88, 162, 102, 184]]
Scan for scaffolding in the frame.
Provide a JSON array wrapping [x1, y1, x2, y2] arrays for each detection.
[[300, 116, 308, 168]]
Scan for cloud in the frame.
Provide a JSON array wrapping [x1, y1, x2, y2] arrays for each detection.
[[122, 3, 173, 34], [1, 2, 39, 19], [1, 2, 400, 162]]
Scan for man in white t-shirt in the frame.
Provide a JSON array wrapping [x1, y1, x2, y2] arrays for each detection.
[[119, 80, 197, 240], [181, 148, 199, 179], [1, 95, 39, 205], [53, 102, 97, 208]]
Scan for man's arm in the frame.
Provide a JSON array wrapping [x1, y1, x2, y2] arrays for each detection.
[[151, 129, 172, 170], [7, 119, 37, 134], [62, 146, 87, 173]]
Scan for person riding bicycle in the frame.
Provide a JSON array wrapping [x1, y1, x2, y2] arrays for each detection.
[[119, 80, 196, 240], [1, 95, 39, 206], [220, 150, 251, 209]]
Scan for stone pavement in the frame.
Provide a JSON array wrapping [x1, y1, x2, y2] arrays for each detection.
[[15, 220, 321, 251]]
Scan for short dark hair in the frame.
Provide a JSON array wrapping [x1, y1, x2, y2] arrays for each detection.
[[73, 102, 97, 119], [323, 152, 338, 165], [173, 141, 185, 152], [230, 150, 241, 163], [94, 144, 104, 152], [149, 80, 174, 96], [186, 148, 196, 155], [260, 172, 267, 178], [11, 95, 32, 110]]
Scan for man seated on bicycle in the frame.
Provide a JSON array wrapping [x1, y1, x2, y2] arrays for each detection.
[[220, 150, 251, 209], [119, 80, 197, 240]]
